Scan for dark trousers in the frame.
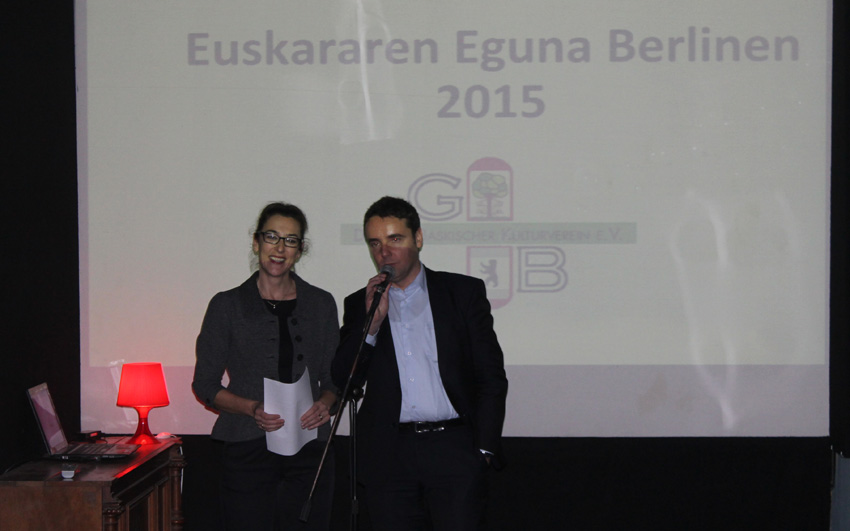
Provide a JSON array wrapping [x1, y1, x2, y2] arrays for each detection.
[[365, 425, 488, 531], [220, 437, 334, 531]]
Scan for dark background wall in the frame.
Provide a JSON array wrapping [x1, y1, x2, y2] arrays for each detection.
[[2, 3, 845, 530]]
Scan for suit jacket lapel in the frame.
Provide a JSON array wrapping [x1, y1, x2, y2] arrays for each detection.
[[374, 299, 402, 392], [425, 268, 456, 364]]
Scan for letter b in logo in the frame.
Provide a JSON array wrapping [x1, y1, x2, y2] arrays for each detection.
[[517, 246, 567, 292]]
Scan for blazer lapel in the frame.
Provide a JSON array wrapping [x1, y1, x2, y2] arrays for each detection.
[[425, 268, 457, 363]]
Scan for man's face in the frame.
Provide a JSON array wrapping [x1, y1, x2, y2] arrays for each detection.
[[364, 215, 423, 290]]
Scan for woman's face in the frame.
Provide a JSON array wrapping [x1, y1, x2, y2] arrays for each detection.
[[253, 214, 303, 280]]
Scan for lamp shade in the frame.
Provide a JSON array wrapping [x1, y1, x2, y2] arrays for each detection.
[[117, 362, 170, 408], [116, 362, 169, 444]]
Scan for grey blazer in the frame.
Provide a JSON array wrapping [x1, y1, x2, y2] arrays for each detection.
[[192, 271, 339, 442]]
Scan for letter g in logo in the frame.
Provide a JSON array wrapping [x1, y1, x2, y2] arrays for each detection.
[[408, 173, 463, 221]]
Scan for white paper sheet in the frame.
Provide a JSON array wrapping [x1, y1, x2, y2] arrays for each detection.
[[263, 371, 317, 456]]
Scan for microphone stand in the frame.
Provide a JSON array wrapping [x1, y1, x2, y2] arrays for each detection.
[[301, 281, 388, 529], [346, 386, 363, 530]]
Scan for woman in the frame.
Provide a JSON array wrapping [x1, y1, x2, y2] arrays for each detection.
[[192, 202, 338, 530]]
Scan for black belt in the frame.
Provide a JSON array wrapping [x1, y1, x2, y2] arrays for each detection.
[[398, 417, 466, 434]]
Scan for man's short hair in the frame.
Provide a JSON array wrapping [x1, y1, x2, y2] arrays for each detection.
[[363, 196, 421, 235]]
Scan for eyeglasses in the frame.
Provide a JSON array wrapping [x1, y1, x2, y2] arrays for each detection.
[[256, 231, 302, 248]]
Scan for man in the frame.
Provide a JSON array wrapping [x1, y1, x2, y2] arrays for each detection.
[[332, 196, 508, 530]]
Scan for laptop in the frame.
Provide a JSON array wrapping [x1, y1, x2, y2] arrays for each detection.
[[27, 382, 139, 461]]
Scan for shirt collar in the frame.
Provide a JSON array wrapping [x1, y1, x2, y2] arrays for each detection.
[[390, 262, 426, 296]]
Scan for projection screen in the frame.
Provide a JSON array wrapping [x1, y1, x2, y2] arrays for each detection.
[[76, 0, 831, 437]]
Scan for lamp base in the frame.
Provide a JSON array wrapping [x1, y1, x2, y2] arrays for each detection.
[[125, 432, 161, 445], [127, 408, 162, 445]]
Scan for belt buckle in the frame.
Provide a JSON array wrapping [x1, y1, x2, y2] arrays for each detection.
[[413, 422, 444, 433]]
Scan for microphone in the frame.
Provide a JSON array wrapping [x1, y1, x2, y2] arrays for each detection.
[[375, 265, 395, 295], [367, 265, 395, 318]]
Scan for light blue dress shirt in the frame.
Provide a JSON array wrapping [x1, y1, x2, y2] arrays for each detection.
[[368, 265, 459, 423]]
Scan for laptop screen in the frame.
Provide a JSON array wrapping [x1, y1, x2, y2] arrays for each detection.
[[27, 383, 69, 454]]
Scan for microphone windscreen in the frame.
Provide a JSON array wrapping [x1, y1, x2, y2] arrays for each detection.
[[380, 265, 395, 279]]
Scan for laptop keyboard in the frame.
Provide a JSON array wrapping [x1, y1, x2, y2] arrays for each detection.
[[67, 443, 116, 455]]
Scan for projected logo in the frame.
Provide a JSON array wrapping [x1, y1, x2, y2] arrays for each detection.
[[408, 157, 572, 309], [468, 246, 513, 308], [336, 157, 634, 309], [467, 157, 513, 222]]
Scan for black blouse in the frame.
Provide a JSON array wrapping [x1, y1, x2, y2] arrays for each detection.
[[265, 299, 297, 383]]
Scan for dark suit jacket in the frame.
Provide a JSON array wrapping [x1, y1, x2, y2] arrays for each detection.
[[332, 267, 508, 485]]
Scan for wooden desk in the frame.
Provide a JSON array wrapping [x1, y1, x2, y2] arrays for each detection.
[[0, 437, 185, 531]]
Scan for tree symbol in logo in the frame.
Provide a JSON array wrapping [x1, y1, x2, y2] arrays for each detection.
[[471, 172, 508, 219]]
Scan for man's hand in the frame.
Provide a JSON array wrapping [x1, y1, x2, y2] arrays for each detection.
[[365, 273, 391, 335]]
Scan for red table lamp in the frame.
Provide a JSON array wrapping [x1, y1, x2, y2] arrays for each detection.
[[116, 362, 170, 444]]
